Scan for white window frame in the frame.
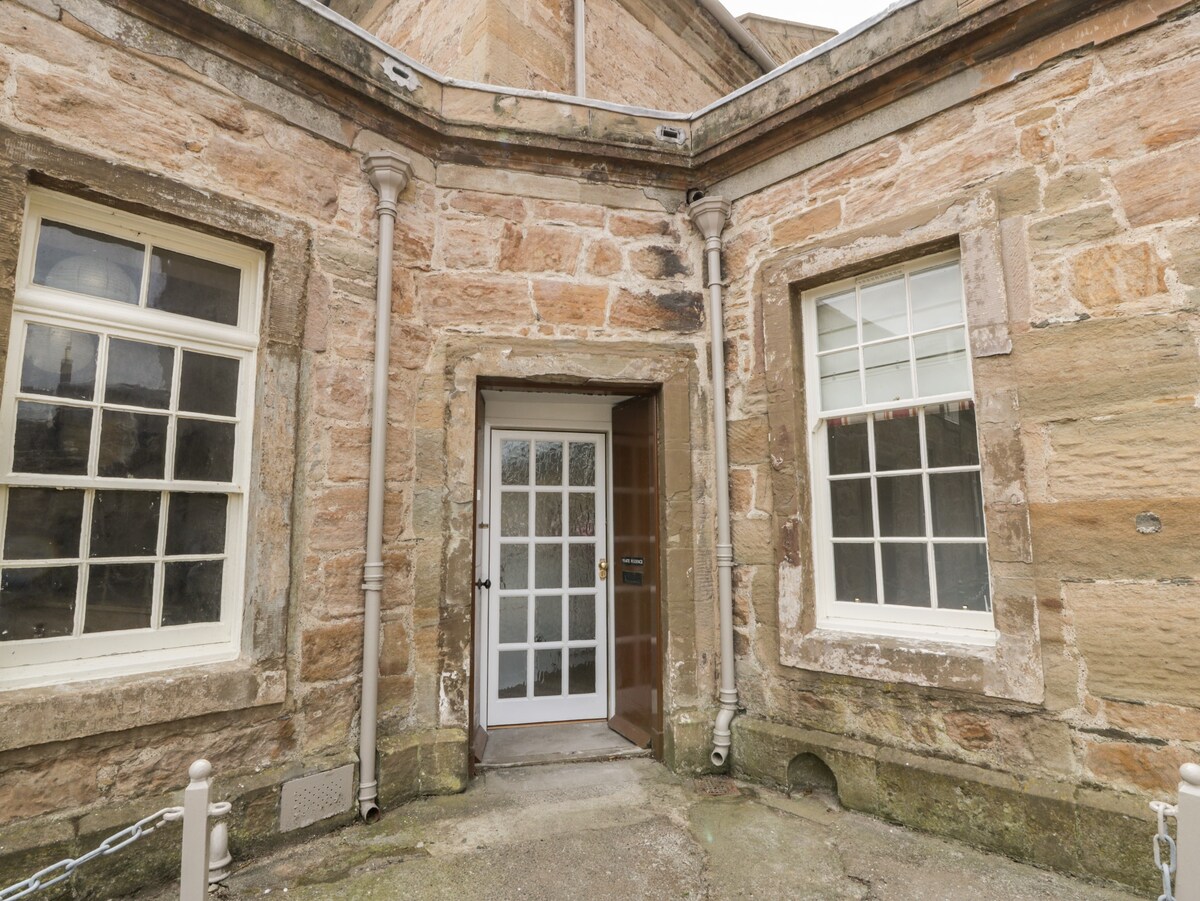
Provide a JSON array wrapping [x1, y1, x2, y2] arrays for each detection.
[[0, 189, 264, 688], [801, 250, 996, 645]]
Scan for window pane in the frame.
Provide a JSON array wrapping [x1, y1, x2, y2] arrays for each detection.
[[568, 594, 595, 641], [930, 472, 986, 537], [934, 544, 991, 612], [829, 478, 872, 538], [34, 221, 142, 304], [105, 338, 173, 409], [21, 324, 98, 401], [910, 262, 963, 332], [497, 649, 527, 699], [568, 442, 595, 487], [827, 418, 868, 475], [98, 410, 168, 479], [91, 491, 161, 557], [501, 440, 529, 486], [499, 544, 528, 590], [877, 475, 925, 537], [0, 566, 77, 640], [14, 402, 91, 475], [148, 247, 240, 326], [161, 559, 223, 625], [179, 352, 239, 417], [914, 329, 970, 397], [819, 348, 861, 411], [860, 276, 907, 342], [816, 291, 857, 351], [535, 441, 563, 486], [498, 597, 526, 644], [535, 543, 562, 589], [864, 339, 912, 405], [535, 493, 562, 537], [533, 648, 562, 696], [874, 412, 921, 471], [925, 404, 979, 468], [534, 596, 562, 643], [165, 493, 227, 556], [833, 543, 877, 604], [499, 492, 529, 537], [83, 562, 153, 633], [568, 647, 595, 695], [881, 544, 931, 607], [568, 543, 594, 588], [174, 419, 235, 482], [4, 488, 84, 560], [568, 493, 595, 537]]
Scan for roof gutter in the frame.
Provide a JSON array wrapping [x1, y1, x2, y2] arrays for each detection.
[[696, 0, 778, 73]]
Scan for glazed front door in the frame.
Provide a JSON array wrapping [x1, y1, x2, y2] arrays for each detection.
[[486, 431, 608, 725]]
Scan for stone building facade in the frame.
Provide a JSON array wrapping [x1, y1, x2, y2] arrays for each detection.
[[0, 0, 1197, 895]]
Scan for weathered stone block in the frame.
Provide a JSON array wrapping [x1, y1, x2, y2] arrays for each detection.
[[498, 223, 582, 274], [415, 272, 533, 326], [1028, 204, 1120, 251], [300, 620, 365, 682], [609, 288, 702, 331], [532, 279, 609, 326], [1069, 241, 1168, 312]]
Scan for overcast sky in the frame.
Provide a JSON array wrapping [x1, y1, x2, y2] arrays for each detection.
[[720, 0, 901, 33]]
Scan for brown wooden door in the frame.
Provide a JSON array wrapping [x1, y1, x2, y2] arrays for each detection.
[[609, 394, 661, 753]]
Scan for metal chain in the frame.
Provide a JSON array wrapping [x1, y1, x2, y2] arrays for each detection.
[[1151, 800, 1179, 901], [0, 807, 183, 900]]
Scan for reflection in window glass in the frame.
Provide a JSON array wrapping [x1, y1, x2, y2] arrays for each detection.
[[98, 411, 168, 479], [84, 563, 154, 633], [21, 324, 98, 400], [91, 491, 161, 558], [165, 493, 227, 556], [13, 402, 91, 475], [4, 488, 84, 560], [161, 559, 223, 625], [106, 338, 174, 409], [179, 352, 239, 417], [0, 567, 77, 641], [174, 419, 235, 482], [148, 247, 240, 326], [34, 221, 143, 304]]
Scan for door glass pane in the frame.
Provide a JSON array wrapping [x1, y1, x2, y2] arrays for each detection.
[[535, 493, 562, 537], [914, 329, 970, 398], [925, 404, 979, 468], [500, 492, 529, 537], [83, 562, 153, 633], [105, 338, 173, 409], [174, 419, 235, 482], [568, 442, 595, 487], [910, 262, 963, 332], [497, 650, 527, 699], [535, 543, 562, 589], [148, 247, 240, 326], [860, 276, 907, 342], [91, 491, 161, 557], [21, 324, 98, 400], [501, 440, 529, 486], [829, 479, 872, 538], [179, 352, 239, 417], [819, 348, 860, 411], [881, 544, 931, 607], [161, 559, 223, 625], [498, 597, 526, 644], [816, 291, 857, 351], [98, 411, 168, 479], [864, 339, 912, 405], [877, 475, 925, 537], [34, 221, 143, 304], [533, 649, 562, 696], [0, 566, 78, 641], [568, 648, 596, 695], [499, 544, 528, 590], [535, 441, 563, 486], [827, 418, 868, 475], [930, 472, 985, 537], [833, 544, 876, 604], [14, 402, 91, 475], [568, 543, 594, 588], [874, 413, 921, 471], [568, 594, 595, 641], [165, 493, 227, 555], [568, 494, 595, 537], [935, 544, 991, 611], [534, 596, 562, 643], [4, 488, 85, 560]]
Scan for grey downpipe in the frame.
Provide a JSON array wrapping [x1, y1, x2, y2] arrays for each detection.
[[359, 151, 413, 822], [574, 0, 586, 97], [695, 0, 777, 73], [688, 196, 737, 768]]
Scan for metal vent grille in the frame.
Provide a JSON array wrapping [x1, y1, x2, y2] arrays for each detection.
[[279, 765, 354, 832], [695, 775, 738, 797]]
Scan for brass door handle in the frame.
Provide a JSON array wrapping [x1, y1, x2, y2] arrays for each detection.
[[598, 559, 608, 581]]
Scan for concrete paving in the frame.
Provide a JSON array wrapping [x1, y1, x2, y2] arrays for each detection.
[[140, 759, 1142, 900], [479, 722, 648, 768]]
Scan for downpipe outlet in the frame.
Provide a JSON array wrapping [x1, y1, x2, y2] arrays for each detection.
[[687, 196, 738, 771]]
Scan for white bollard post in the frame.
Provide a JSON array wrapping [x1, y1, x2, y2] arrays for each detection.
[[1179, 763, 1200, 901], [180, 760, 213, 901]]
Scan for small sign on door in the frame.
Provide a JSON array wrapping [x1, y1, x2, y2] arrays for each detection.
[[621, 556, 644, 567]]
